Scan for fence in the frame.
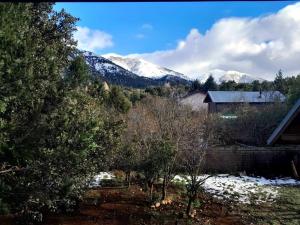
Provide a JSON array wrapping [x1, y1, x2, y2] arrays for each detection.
[[203, 145, 300, 177]]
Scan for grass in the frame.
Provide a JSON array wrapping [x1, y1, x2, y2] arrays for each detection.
[[241, 186, 300, 225]]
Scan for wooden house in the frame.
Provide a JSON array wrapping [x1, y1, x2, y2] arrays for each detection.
[[267, 99, 300, 145], [203, 91, 286, 113]]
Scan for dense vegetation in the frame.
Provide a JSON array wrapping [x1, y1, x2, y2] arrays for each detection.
[[0, 3, 131, 223]]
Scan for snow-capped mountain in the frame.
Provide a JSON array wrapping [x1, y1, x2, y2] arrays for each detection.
[[82, 51, 190, 88], [218, 71, 265, 83], [103, 54, 189, 80], [199, 69, 265, 84]]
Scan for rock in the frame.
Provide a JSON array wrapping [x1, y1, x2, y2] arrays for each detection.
[[155, 202, 160, 208]]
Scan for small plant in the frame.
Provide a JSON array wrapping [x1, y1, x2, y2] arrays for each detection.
[[193, 199, 202, 208]]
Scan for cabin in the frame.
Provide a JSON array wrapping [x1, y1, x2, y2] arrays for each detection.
[[267, 99, 300, 145], [203, 91, 286, 113]]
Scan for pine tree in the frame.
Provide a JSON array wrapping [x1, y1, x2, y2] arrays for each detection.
[[287, 75, 300, 106], [274, 69, 287, 94], [252, 80, 261, 91], [65, 55, 90, 88], [202, 75, 218, 92], [191, 79, 202, 92]]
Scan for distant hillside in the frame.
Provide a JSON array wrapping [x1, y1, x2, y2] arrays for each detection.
[[82, 51, 191, 88], [103, 54, 188, 80]]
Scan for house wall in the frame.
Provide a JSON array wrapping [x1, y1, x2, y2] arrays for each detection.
[[208, 102, 217, 113], [202, 146, 300, 177], [279, 113, 300, 144], [211, 102, 280, 114]]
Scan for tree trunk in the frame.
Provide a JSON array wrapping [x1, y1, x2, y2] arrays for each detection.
[[126, 171, 131, 188], [149, 182, 154, 201], [291, 160, 299, 179], [186, 197, 193, 216], [161, 175, 167, 200]]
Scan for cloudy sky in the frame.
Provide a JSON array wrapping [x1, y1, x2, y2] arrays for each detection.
[[55, 2, 300, 80]]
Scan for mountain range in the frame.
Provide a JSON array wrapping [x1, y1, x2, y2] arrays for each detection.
[[103, 53, 188, 80], [83, 51, 190, 88], [81, 51, 264, 88]]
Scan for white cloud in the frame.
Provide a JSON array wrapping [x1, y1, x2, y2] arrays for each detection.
[[130, 2, 300, 81], [135, 33, 145, 39], [74, 26, 113, 52], [141, 23, 153, 30]]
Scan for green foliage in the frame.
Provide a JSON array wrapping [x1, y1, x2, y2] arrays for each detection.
[[273, 69, 287, 94], [202, 75, 218, 92], [145, 86, 171, 97], [287, 75, 300, 107], [107, 86, 132, 113], [261, 80, 272, 91], [65, 55, 90, 88], [190, 79, 202, 92], [251, 80, 261, 91], [116, 142, 138, 174], [0, 3, 124, 224], [140, 138, 174, 184], [219, 80, 237, 91], [129, 89, 146, 105], [211, 103, 288, 145]]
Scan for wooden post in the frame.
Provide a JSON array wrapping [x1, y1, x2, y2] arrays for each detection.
[[291, 160, 299, 179]]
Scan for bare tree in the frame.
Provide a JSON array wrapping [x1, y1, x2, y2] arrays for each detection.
[[178, 109, 212, 216], [125, 96, 185, 200]]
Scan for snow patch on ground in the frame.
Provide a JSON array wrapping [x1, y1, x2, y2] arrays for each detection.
[[172, 174, 300, 204], [89, 172, 115, 187], [90, 172, 300, 204]]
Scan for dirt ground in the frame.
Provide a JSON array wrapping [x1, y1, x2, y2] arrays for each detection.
[[2, 183, 299, 225], [41, 184, 251, 225]]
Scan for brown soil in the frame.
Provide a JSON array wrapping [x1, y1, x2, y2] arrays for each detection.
[[0, 185, 252, 225]]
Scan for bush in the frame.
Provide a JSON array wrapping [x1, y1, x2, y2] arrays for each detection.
[[210, 103, 288, 145]]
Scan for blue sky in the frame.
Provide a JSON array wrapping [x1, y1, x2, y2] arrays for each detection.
[[54, 2, 295, 55], [54, 2, 300, 80]]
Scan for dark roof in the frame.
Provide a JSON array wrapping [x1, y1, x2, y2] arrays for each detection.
[[203, 91, 286, 103], [267, 99, 300, 145]]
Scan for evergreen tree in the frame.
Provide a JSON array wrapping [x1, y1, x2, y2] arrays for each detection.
[[251, 80, 261, 91], [65, 55, 90, 88], [0, 3, 123, 223], [190, 79, 202, 92], [274, 69, 287, 94], [287, 75, 300, 107], [219, 80, 236, 91], [202, 75, 217, 92], [108, 86, 132, 113], [261, 80, 272, 91]]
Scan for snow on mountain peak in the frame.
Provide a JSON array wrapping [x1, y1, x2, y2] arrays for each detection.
[[219, 70, 265, 83], [199, 69, 265, 84], [103, 54, 188, 79]]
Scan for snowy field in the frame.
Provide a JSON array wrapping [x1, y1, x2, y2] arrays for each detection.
[[173, 174, 300, 204], [90, 172, 300, 204]]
